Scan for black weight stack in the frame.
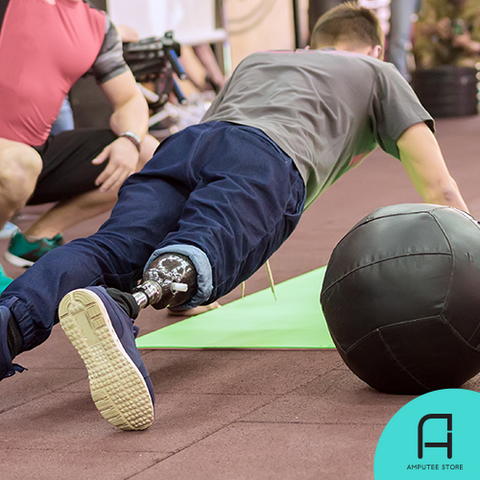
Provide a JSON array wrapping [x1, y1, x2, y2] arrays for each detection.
[[411, 66, 478, 118]]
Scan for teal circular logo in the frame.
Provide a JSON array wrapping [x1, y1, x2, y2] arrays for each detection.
[[375, 389, 480, 479]]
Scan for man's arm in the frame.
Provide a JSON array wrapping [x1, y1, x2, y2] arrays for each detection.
[[397, 122, 469, 212], [92, 70, 150, 192], [101, 70, 149, 139]]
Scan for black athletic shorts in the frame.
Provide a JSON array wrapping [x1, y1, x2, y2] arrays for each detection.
[[28, 128, 117, 205]]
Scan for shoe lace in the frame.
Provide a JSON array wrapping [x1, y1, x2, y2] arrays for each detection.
[[132, 325, 140, 339], [6, 363, 26, 377]]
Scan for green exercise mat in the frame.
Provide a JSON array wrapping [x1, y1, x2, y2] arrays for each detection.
[[136, 266, 335, 350]]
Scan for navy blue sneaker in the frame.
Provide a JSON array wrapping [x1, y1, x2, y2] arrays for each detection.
[[58, 287, 154, 431], [0, 305, 25, 380]]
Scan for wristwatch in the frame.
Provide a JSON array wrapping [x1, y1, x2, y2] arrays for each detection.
[[119, 131, 141, 152]]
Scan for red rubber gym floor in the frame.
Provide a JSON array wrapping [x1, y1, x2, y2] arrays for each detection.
[[1, 115, 480, 479]]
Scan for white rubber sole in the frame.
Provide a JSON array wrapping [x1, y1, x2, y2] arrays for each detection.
[[167, 301, 222, 317], [0, 223, 18, 240], [4, 251, 34, 268], [59, 289, 154, 431]]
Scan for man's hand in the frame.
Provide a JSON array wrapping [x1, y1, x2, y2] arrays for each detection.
[[437, 17, 453, 39], [96, 70, 149, 193], [452, 32, 480, 54], [92, 137, 139, 193], [452, 32, 471, 48]]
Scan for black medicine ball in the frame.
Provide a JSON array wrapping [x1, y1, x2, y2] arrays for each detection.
[[320, 204, 480, 394]]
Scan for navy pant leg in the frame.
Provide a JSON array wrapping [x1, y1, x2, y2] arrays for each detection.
[[153, 123, 306, 301], [0, 126, 200, 349], [0, 122, 305, 351]]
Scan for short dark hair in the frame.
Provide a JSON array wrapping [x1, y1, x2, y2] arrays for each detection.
[[310, 2, 384, 51]]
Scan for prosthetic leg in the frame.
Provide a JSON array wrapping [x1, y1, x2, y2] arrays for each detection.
[[119, 253, 198, 315], [56, 253, 198, 430]]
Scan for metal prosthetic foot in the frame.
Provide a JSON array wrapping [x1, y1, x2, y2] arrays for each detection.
[[132, 253, 198, 310]]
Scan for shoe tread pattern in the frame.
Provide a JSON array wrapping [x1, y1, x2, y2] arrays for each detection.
[[58, 289, 154, 431]]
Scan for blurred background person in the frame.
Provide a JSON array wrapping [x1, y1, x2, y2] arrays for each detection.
[[386, 0, 421, 81], [412, 0, 480, 69]]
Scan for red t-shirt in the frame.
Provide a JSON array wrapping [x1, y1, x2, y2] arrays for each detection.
[[0, 0, 121, 145]]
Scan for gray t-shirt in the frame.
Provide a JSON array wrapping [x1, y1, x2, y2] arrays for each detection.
[[202, 49, 434, 208], [92, 15, 129, 84]]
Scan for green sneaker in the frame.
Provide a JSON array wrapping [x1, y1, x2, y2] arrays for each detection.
[[5, 231, 64, 268], [0, 263, 13, 293]]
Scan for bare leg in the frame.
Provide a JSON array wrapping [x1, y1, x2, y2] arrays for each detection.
[[192, 44, 226, 90], [24, 134, 159, 238], [0, 139, 42, 229], [24, 189, 119, 238]]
